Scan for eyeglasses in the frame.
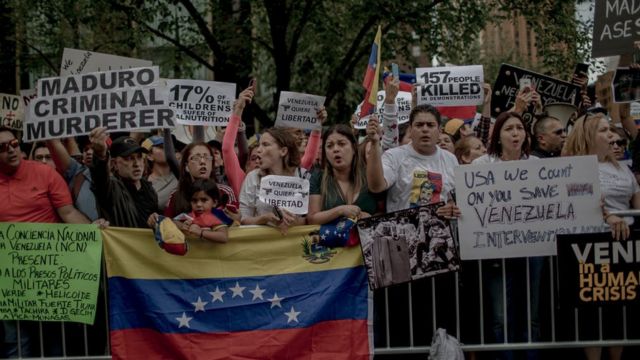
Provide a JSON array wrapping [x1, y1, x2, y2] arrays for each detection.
[[610, 140, 627, 147], [35, 154, 52, 161], [0, 139, 19, 153], [188, 154, 214, 163]]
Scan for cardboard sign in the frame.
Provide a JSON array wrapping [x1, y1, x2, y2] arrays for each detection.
[[357, 203, 459, 290], [24, 67, 174, 142], [454, 156, 604, 260], [0, 223, 102, 324], [0, 94, 24, 130], [258, 175, 310, 215], [166, 79, 236, 126], [415, 65, 484, 106], [612, 68, 640, 103], [353, 90, 412, 129], [592, 1, 640, 58], [557, 231, 640, 308], [60, 48, 152, 76], [491, 64, 581, 118], [275, 91, 325, 130]]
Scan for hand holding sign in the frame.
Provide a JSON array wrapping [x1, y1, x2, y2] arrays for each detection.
[[366, 115, 380, 144], [89, 127, 109, 159], [316, 106, 328, 125]]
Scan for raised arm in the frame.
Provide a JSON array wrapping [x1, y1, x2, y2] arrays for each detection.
[[223, 86, 254, 196], [88, 127, 114, 207], [46, 139, 73, 175], [365, 116, 388, 193], [381, 76, 399, 151], [163, 129, 181, 178]]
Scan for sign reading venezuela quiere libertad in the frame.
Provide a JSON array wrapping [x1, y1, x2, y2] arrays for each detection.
[[25, 66, 174, 142]]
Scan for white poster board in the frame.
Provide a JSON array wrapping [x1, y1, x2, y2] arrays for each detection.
[[416, 65, 484, 106], [275, 91, 325, 130], [454, 156, 604, 260], [258, 175, 310, 215], [166, 79, 236, 126], [60, 48, 152, 76], [25, 66, 173, 141], [0, 94, 24, 130], [353, 90, 412, 129]]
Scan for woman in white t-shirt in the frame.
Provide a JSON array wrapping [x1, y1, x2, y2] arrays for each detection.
[[562, 112, 639, 360]]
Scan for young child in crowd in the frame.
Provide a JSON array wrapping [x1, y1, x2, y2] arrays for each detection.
[[177, 179, 229, 243]]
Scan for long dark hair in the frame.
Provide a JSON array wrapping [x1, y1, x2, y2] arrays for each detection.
[[487, 112, 530, 157], [188, 179, 220, 205], [174, 142, 216, 214], [320, 124, 366, 208]]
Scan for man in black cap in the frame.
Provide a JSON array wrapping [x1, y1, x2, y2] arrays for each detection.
[[89, 127, 158, 228]]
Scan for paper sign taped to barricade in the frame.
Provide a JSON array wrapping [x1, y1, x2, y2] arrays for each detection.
[[60, 48, 152, 76], [592, 1, 640, 58], [275, 91, 325, 130], [353, 90, 412, 129], [258, 175, 310, 215], [454, 156, 604, 260], [0, 223, 102, 324], [166, 79, 236, 126], [0, 93, 24, 130], [24, 66, 174, 142], [416, 65, 484, 106]]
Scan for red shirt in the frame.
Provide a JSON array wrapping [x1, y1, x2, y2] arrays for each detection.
[[0, 160, 73, 223]]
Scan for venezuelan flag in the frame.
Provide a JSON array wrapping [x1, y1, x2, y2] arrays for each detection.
[[360, 26, 382, 118], [103, 225, 372, 360]]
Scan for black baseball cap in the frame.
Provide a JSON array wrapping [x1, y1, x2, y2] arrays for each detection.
[[111, 136, 149, 158]]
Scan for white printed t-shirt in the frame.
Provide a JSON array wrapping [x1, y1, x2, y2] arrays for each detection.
[[599, 161, 640, 225], [382, 144, 459, 212]]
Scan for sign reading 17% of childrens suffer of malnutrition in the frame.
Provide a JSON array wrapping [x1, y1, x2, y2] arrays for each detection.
[[259, 175, 310, 215], [275, 91, 326, 131], [0, 223, 102, 324], [416, 65, 484, 106], [454, 156, 604, 260], [166, 79, 236, 126], [24, 66, 174, 142]]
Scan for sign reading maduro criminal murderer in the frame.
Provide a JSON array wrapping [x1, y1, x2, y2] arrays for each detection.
[[25, 66, 174, 141], [0, 223, 102, 324], [557, 232, 640, 308], [454, 156, 604, 260]]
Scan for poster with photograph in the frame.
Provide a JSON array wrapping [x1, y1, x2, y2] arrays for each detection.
[[612, 68, 640, 103], [357, 203, 460, 290]]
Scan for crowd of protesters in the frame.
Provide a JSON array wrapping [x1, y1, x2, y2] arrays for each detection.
[[2, 58, 640, 360]]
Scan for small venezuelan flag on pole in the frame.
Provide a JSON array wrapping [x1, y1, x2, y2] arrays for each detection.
[[360, 26, 382, 118]]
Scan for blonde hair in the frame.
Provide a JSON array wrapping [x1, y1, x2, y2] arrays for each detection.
[[562, 113, 617, 165]]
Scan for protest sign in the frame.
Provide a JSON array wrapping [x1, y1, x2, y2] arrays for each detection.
[[557, 231, 640, 308], [415, 65, 483, 106], [491, 64, 581, 118], [0, 223, 102, 324], [275, 91, 325, 130], [357, 203, 459, 290], [258, 175, 310, 215], [20, 89, 36, 108], [353, 90, 412, 129], [166, 79, 236, 126], [612, 68, 640, 103], [592, 1, 640, 58], [24, 66, 174, 142], [454, 156, 604, 260], [60, 48, 152, 76], [0, 93, 24, 130]]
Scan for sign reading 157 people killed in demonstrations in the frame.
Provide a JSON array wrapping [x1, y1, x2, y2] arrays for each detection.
[[0, 93, 24, 130], [25, 66, 174, 142], [60, 48, 152, 76], [491, 64, 581, 118], [557, 232, 640, 309], [0, 223, 102, 324], [415, 65, 484, 106], [166, 79, 236, 126], [592, 1, 640, 58], [353, 90, 412, 129], [258, 175, 310, 215], [454, 156, 604, 260], [275, 91, 326, 130]]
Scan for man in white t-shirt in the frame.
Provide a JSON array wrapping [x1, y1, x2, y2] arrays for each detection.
[[366, 104, 460, 215]]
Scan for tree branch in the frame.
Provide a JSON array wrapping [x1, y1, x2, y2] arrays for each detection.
[[176, 0, 225, 60], [15, 38, 57, 74], [287, 0, 316, 61]]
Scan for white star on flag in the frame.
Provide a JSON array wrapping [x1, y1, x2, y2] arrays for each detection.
[[284, 306, 301, 324], [176, 312, 192, 328], [321, 234, 326, 240], [268, 293, 284, 308], [191, 297, 207, 312], [230, 282, 246, 298], [325, 229, 330, 234], [209, 286, 226, 303], [249, 284, 266, 301]]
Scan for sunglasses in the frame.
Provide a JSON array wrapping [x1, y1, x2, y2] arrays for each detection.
[[551, 128, 566, 135], [610, 139, 627, 147], [0, 139, 19, 153]]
